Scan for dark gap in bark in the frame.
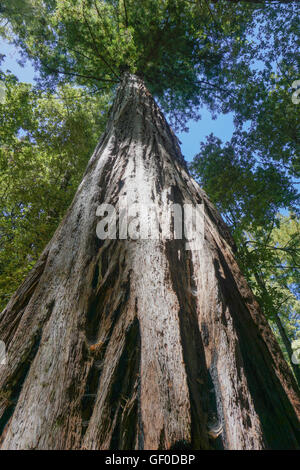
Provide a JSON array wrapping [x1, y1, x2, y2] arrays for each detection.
[[92, 264, 99, 290], [0, 409, 13, 446], [80, 361, 102, 435], [101, 245, 111, 280], [165, 239, 211, 450], [168, 184, 184, 206], [89, 154, 117, 221], [170, 439, 193, 450], [81, 270, 132, 438], [165, 182, 215, 449], [85, 293, 103, 344], [137, 370, 144, 450], [109, 317, 141, 450], [95, 236, 105, 251], [201, 322, 209, 347], [118, 179, 125, 192], [0, 331, 42, 439], [208, 355, 227, 449], [85, 246, 119, 343], [158, 427, 165, 450], [166, 184, 185, 240], [213, 251, 300, 449], [151, 138, 165, 194]]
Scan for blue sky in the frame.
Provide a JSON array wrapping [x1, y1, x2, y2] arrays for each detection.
[[1, 40, 36, 82], [178, 113, 234, 162], [0, 38, 235, 163]]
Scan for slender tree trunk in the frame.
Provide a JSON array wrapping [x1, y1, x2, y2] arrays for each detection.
[[274, 312, 300, 386], [0, 74, 299, 450], [253, 271, 300, 387]]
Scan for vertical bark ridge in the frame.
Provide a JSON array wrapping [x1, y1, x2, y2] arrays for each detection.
[[214, 246, 300, 448], [0, 73, 299, 449], [165, 239, 213, 450]]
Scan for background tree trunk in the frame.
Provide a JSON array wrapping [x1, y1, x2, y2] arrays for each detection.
[[253, 271, 300, 387], [0, 74, 299, 450], [273, 313, 300, 386]]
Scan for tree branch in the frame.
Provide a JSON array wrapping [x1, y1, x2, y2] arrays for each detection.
[[245, 240, 300, 255], [123, 0, 129, 28], [196, 79, 236, 99], [42, 63, 117, 84], [81, 2, 120, 80]]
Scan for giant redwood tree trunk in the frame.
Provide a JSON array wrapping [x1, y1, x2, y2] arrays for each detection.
[[0, 74, 299, 450]]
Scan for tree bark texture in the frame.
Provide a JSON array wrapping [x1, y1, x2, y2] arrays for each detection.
[[0, 74, 299, 450]]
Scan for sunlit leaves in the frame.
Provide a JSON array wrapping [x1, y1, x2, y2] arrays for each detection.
[[0, 71, 110, 309], [0, 0, 259, 129]]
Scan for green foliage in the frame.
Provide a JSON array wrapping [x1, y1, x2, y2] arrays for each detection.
[[0, 0, 261, 129], [246, 216, 300, 369], [0, 71, 110, 309], [241, 216, 300, 318], [190, 134, 299, 234], [226, 2, 300, 178]]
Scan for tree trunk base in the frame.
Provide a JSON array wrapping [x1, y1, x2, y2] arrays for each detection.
[[0, 74, 299, 450]]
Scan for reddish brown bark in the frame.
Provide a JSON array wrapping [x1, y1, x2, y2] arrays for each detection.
[[0, 74, 299, 449]]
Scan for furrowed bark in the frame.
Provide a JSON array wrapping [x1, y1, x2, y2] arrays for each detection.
[[0, 74, 299, 450]]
